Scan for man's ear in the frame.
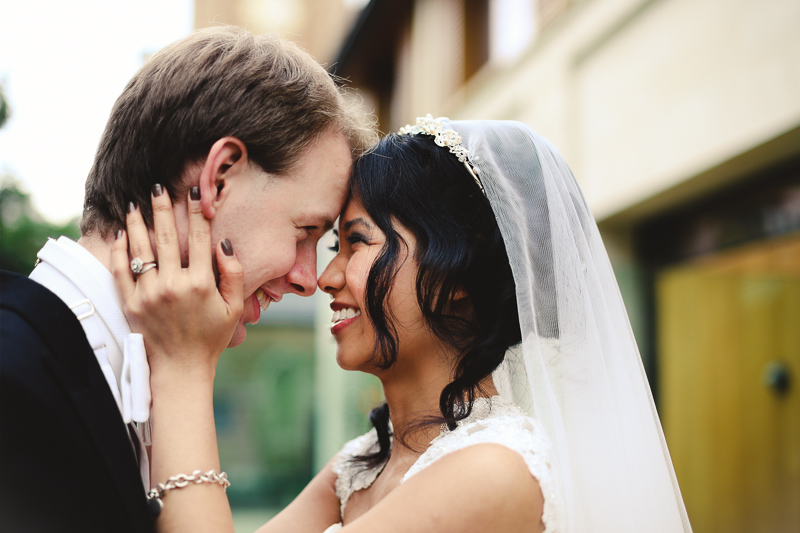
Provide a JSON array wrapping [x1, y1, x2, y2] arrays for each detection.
[[198, 137, 248, 219]]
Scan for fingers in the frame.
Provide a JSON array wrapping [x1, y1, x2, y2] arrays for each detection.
[[187, 186, 213, 275], [216, 239, 244, 319], [151, 184, 181, 271], [111, 229, 136, 300], [126, 201, 155, 266]]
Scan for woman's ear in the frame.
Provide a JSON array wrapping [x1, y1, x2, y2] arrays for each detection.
[[198, 137, 248, 219], [449, 286, 475, 319]]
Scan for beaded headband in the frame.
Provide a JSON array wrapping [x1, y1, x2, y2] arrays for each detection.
[[398, 114, 485, 195]]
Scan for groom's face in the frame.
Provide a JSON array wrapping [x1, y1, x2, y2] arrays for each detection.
[[212, 129, 352, 347]]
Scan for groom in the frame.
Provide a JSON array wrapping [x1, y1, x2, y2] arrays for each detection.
[[0, 27, 374, 531]]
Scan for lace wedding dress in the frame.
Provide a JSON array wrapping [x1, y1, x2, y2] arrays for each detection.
[[322, 396, 560, 532]]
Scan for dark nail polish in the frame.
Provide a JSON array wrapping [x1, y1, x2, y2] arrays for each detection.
[[190, 187, 200, 201], [116, 230, 123, 240], [127, 201, 136, 214], [221, 239, 234, 257], [152, 183, 163, 197]]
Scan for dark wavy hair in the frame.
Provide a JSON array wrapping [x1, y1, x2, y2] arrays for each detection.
[[349, 133, 521, 467]]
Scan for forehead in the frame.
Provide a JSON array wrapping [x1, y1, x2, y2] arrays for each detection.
[[282, 129, 353, 223], [339, 199, 372, 228], [288, 128, 352, 179]]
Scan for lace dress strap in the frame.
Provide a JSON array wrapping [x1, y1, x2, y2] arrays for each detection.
[[331, 429, 388, 520]]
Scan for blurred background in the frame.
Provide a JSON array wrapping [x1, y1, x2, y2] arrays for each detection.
[[2, 0, 799, 531]]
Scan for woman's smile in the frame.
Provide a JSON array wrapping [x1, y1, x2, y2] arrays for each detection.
[[330, 305, 362, 334]]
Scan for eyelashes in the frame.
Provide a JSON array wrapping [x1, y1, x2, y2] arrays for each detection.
[[327, 230, 370, 253], [345, 233, 369, 246], [329, 229, 340, 252]]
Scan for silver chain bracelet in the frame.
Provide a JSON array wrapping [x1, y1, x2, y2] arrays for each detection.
[[146, 469, 230, 517]]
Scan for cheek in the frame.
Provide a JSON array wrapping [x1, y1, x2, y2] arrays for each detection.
[[244, 237, 297, 282], [388, 262, 425, 328], [346, 258, 371, 305], [273, 242, 298, 275], [391, 284, 421, 326]]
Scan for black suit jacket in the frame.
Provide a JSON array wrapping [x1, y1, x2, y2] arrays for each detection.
[[1, 270, 156, 532]]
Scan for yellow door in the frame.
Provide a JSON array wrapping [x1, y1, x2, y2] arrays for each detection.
[[658, 233, 800, 533]]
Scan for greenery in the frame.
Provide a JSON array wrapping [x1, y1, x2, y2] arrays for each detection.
[[214, 325, 316, 509], [0, 177, 80, 274], [0, 85, 8, 130], [0, 88, 79, 274]]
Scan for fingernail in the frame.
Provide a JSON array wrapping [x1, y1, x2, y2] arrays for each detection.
[[190, 187, 200, 201], [152, 183, 163, 197], [116, 229, 123, 240], [221, 238, 234, 257], [127, 201, 136, 213]]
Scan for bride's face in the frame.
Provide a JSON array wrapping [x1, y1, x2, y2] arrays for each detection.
[[318, 200, 434, 374]]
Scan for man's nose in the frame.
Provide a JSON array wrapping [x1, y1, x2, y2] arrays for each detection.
[[286, 245, 317, 296]]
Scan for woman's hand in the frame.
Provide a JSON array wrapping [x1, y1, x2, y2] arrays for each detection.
[[112, 187, 240, 532], [111, 185, 244, 381]]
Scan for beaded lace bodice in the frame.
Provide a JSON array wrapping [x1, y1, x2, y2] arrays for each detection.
[[329, 396, 560, 532]]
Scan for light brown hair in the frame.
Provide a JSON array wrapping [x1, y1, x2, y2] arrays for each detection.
[[81, 26, 376, 237]]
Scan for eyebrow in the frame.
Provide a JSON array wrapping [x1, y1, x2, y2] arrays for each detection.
[[343, 217, 373, 232]]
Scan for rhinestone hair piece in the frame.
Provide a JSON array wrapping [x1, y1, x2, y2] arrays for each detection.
[[398, 114, 485, 195]]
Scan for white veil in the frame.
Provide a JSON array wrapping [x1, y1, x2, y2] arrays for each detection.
[[437, 119, 692, 532]]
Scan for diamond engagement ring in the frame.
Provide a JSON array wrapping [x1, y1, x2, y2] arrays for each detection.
[[131, 257, 157, 275]]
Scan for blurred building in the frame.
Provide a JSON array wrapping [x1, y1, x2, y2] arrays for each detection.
[[333, 0, 800, 531], [195, 0, 799, 529], [194, 0, 366, 64]]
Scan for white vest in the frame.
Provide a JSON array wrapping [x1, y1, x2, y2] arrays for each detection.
[[30, 236, 151, 489]]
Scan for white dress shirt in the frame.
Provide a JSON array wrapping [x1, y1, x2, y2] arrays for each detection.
[[30, 236, 151, 490]]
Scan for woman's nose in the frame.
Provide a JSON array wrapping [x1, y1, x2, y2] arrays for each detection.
[[318, 256, 345, 294]]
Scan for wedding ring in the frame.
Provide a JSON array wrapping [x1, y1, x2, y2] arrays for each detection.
[[131, 257, 157, 275]]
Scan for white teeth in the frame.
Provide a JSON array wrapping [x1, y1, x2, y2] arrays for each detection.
[[255, 288, 271, 311], [331, 308, 361, 325]]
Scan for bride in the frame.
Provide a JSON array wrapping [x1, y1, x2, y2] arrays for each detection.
[[112, 116, 692, 532]]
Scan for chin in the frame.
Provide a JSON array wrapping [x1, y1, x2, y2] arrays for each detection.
[[335, 349, 378, 374], [335, 351, 362, 372], [335, 355, 355, 371], [228, 323, 247, 348]]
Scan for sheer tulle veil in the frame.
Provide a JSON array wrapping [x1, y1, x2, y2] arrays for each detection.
[[435, 119, 692, 532]]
